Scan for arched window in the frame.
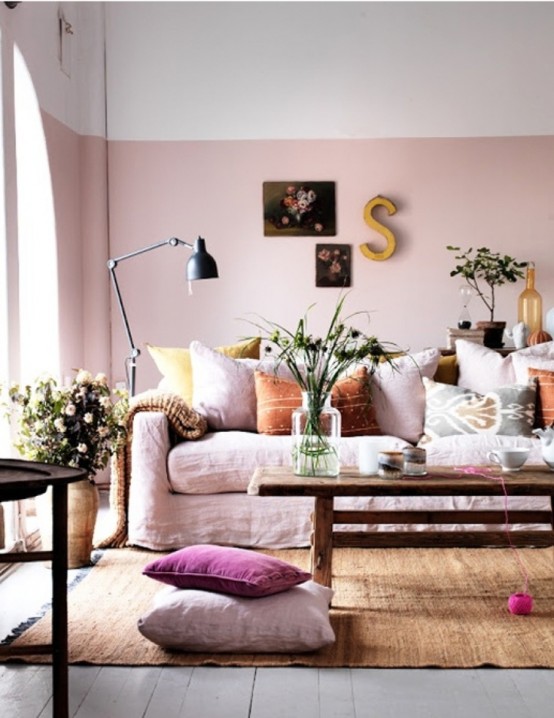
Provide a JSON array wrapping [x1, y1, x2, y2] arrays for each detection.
[[0, 35, 59, 551], [14, 45, 60, 379]]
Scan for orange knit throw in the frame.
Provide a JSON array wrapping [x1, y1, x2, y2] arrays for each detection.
[[96, 391, 207, 549]]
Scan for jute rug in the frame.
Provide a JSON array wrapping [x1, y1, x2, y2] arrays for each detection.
[[3, 546, 554, 668]]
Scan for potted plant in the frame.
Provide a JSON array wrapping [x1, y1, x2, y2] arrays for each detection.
[[446, 246, 527, 348], [2, 370, 128, 567]]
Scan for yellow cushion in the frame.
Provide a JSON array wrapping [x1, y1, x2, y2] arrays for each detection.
[[254, 366, 381, 437], [433, 354, 458, 385], [147, 338, 261, 405]]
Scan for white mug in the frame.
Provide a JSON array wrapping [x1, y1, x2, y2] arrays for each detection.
[[487, 447, 530, 472]]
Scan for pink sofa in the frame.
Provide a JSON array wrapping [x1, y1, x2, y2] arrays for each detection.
[[123, 340, 554, 551]]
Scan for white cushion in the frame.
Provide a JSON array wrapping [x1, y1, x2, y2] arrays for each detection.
[[512, 353, 554, 384], [369, 348, 441, 444], [189, 341, 296, 431], [456, 339, 554, 394], [137, 580, 335, 653]]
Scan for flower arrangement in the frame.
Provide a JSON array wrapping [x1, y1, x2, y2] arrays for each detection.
[[279, 185, 321, 230], [247, 295, 398, 475], [2, 370, 128, 480]]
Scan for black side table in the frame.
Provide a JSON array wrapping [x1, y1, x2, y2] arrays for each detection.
[[0, 458, 87, 718]]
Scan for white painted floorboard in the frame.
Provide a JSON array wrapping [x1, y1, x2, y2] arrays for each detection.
[[2, 665, 554, 718]]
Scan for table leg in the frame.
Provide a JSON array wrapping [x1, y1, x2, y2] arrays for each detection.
[[51, 484, 69, 718], [311, 496, 334, 587]]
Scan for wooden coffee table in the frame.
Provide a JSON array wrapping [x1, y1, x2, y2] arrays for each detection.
[[248, 465, 554, 587]]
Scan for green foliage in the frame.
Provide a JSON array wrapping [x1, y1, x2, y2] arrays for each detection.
[[2, 370, 129, 479], [447, 246, 527, 321], [246, 294, 399, 404]]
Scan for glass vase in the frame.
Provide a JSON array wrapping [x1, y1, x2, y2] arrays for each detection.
[[292, 391, 341, 477]]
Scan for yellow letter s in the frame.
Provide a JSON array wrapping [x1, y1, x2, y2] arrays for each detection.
[[360, 195, 397, 261]]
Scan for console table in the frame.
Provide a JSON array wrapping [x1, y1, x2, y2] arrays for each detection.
[[248, 465, 554, 588], [0, 459, 87, 718]]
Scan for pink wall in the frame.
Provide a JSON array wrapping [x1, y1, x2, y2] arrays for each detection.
[[107, 135, 554, 394], [42, 111, 110, 380]]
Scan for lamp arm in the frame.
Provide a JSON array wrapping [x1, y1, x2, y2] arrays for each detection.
[[108, 236, 193, 265], [107, 236, 194, 396]]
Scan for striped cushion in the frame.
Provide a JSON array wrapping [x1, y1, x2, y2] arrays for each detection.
[[254, 366, 381, 437]]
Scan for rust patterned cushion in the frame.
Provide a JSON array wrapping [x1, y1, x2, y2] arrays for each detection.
[[527, 367, 554, 428], [254, 366, 381, 437]]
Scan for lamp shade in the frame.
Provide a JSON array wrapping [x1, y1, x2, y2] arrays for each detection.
[[186, 237, 219, 281]]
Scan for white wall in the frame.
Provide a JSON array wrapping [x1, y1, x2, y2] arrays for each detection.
[[3, 1, 106, 136], [105, 1, 554, 141]]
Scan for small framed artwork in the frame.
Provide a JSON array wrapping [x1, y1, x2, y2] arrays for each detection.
[[263, 181, 336, 236], [316, 244, 351, 287]]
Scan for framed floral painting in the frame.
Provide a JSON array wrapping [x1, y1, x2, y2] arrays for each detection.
[[263, 181, 336, 236], [316, 244, 351, 287]]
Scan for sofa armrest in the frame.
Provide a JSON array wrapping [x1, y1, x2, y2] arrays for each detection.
[[128, 412, 175, 543]]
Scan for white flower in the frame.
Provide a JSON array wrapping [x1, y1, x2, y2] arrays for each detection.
[[84, 412, 94, 424], [95, 373, 108, 384], [77, 443, 88, 454], [100, 397, 111, 409], [65, 403, 76, 416], [75, 369, 93, 384], [54, 418, 66, 432]]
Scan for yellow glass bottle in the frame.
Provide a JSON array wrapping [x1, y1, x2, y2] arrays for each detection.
[[518, 262, 542, 333]]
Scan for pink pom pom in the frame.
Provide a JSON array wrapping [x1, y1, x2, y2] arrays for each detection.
[[508, 592, 533, 615]]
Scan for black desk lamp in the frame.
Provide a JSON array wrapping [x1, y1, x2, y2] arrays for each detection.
[[107, 236, 218, 396]]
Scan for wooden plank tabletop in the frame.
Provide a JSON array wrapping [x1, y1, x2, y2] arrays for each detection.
[[248, 465, 554, 498]]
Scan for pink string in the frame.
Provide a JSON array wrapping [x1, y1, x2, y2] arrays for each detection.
[[454, 466, 530, 595]]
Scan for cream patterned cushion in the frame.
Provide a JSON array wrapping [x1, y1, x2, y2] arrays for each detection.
[[421, 377, 537, 442]]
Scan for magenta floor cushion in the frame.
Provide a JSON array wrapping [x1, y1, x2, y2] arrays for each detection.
[[142, 544, 312, 597]]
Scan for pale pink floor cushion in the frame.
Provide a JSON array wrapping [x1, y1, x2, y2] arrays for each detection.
[[137, 580, 335, 653]]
